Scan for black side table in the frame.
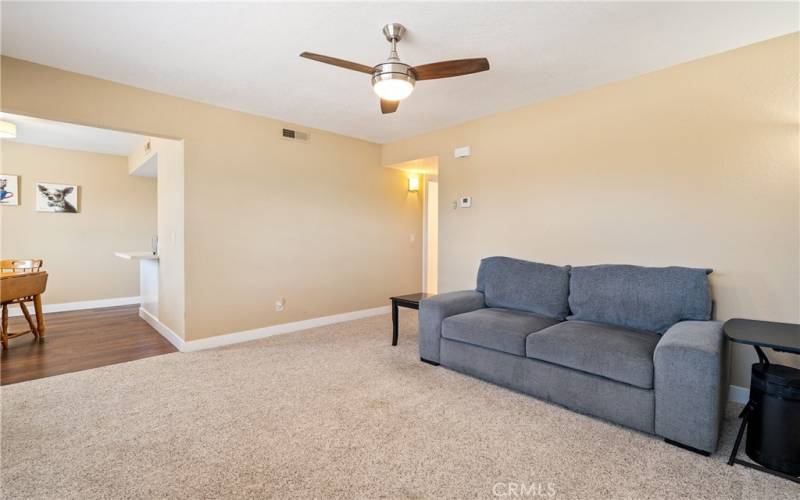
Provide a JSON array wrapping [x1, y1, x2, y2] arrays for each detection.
[[390, 293, 432, 346], [724, 318, 800, 484]]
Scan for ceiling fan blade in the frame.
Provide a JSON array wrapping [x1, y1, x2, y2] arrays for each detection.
[[412, 58, 490, 80], [300, 52, 375, 74], [380, 99, 399, 114]]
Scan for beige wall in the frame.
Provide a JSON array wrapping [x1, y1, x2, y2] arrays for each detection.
[[383, 33, 800, 387], [1, 56, 423, 341], [0, 142, 156, 304], [128, 137, 186, 338]]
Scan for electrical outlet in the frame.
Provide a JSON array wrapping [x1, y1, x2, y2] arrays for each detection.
[[275, 298, 285, 312], [409, 233, 416, 243]]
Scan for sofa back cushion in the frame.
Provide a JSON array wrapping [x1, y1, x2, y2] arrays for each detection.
[[476, 256, 571, 320], [568, 264, 712, 333]]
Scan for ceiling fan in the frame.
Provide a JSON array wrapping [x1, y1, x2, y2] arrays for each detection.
[[300, 23, 490, 114]]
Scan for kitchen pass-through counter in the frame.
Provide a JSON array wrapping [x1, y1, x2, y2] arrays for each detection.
[[115, 252, 158, 318]]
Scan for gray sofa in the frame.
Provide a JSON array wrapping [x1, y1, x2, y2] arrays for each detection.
[[419, 256, 728, 454]]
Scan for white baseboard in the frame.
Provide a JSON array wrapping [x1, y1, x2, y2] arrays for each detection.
[[179, 305, 391, 352], [139, 304, 389, 353], [7, 296, 141, 317], [728, 384, 749, 404], [138, 307, 185, 351], [133, 309, 764, 411], [10, 299, 389, 353], [8, 300, 758, 405]]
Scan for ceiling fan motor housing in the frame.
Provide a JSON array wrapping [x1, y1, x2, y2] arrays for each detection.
[[373, 23, 415, 97], [372, 62, 416, 86]]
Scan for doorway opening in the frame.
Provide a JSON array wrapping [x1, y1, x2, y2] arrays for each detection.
[[424, 178, 438, 294], [383, 155, 439, 294], [0, 112, 184, 384]]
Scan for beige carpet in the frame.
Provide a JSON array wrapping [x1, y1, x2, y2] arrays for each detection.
[[1, 310, 796, 499]]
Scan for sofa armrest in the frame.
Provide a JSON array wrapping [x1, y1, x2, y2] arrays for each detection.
[[654, 320, 728, 453], [419, 291, 485, 363]]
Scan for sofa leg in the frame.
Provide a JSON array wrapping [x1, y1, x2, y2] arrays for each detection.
[[664, 438, 710, 457], [420, 357, 440, 366]]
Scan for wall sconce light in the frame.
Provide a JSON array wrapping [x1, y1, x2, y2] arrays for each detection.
[[0, 120, 17, 139], [408, 176, 420, 192]]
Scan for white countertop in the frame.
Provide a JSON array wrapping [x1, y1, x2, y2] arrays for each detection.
[[115, 251, 159, 260]]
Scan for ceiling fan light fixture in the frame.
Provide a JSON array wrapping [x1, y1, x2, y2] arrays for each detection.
[[300, 22, 489, 114], [372, 62, 415, 101], [372, 76, 414, 101]]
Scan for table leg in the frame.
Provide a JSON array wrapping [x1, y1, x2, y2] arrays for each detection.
[[33, 294, 45, 343], [1, 304, 8, 350], [754, 345, 770, 365], [391, 300, 399, 346], [729, 344, 767, 465], [728, 401, 754, 465]]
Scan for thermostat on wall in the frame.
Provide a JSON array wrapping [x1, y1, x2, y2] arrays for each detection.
[[458, 196, 472, 208], [454, 146, 471, 158]]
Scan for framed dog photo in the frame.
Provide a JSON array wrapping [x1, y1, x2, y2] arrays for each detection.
[[0, 174, 19, 206], [36, 182, 79, 213]]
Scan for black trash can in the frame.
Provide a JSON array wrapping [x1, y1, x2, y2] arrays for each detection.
[[745, 363, 800, 476]]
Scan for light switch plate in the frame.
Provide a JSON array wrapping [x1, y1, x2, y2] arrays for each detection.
[[458, 196, 472, 208]]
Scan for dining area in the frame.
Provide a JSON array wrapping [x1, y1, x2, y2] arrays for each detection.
[[1, 115, 179, 386], [0, 256, 176, 386], [1, 258, 47, 350]]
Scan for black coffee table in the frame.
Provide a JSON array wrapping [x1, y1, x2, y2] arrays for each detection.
[[390, 293, 433, 346], [723, 318, 800, 483]]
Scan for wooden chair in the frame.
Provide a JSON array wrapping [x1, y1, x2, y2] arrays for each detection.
[[1, 259, 43, 274], [1, 259, 47, 349]]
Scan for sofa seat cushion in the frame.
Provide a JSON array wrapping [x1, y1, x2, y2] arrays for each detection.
[[525, 320, 661, 389], [442, 308, 561, 356]]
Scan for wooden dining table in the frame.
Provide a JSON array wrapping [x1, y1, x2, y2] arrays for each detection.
[[1, 271, 48, 348]]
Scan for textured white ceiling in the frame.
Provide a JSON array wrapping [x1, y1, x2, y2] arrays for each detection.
[[1, 2, 796, 144], [0, 112, 145, 156]]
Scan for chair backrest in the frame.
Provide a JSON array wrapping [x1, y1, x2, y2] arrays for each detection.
[[0, 259, 43, 273]]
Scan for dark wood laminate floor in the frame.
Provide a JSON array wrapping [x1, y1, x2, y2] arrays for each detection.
[[1, 305, 177, 385]]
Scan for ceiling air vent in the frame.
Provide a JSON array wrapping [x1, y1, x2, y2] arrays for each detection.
[[281, 128, 310, 143]]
